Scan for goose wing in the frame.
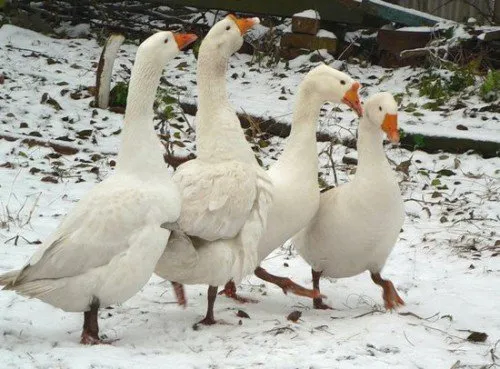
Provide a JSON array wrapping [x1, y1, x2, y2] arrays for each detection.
[[7, 182, 176, 285], [174, 159, 270, 242]]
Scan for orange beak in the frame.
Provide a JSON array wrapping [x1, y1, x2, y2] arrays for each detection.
[[342, 82, 363, 117], [173, 33, 198, 50], [381, 113, 399, 143], [228, 14, 260, 35]]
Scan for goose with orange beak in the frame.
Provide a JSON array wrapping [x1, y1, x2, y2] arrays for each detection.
[[216, 65, 365, 304], [155, 15, 274, 326], [0, 31, 197, 344], [292, 92, 405, 311]]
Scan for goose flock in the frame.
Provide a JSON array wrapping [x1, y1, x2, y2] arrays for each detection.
[[0, 14, 405, 345]]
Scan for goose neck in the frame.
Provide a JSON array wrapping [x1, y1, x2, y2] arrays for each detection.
[[275, 89, 322, 177], [197, 45, 229, 111], [116, 57, 165, 174], [355, 117, 390, 177]]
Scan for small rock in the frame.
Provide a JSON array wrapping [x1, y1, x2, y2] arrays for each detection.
[[236, 310, 250, 319], [342, 156, 358, 165], [467, 331, 488, 342], [456, 124, 468, 131], [41, 176, 58, 184], [287, 311, 302, 322]]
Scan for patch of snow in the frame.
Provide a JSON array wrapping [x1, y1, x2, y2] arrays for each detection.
[[55, 22, 91, 38], [317, 29, 337, 39], [397, 26, 433, 32], [293, 9, 320, 19]]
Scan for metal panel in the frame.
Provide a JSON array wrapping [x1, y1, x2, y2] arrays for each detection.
[[399, 0, 494, 22]]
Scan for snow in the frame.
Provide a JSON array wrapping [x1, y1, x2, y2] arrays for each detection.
[[293, 9, 320, 19], [317, 29, 337, 39], [397, 26, 434, 32], [1, 24, 500, 369]]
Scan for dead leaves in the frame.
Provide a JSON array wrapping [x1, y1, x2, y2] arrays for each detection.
[[40, 92, 62, 111]]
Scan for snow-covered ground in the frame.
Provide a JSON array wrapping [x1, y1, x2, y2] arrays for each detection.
[[0, 25, 499, 369]]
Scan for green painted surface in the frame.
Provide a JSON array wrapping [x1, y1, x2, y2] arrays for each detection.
[[361, 0, 443, 26], [158, 0, 365, 24]]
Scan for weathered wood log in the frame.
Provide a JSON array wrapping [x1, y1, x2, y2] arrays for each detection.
[[95, 34, 125, 109], [178, 101, 500, 158], [281, 32, 337, 52], [292, 11, 320, 35]]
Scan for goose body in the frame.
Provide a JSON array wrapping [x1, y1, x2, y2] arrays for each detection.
[[216, 65, 363, 300], [0, 31, 197, 343], [258, 65, 363, 263], [293, 92, 405, 309], [155, 15, 272, 323]]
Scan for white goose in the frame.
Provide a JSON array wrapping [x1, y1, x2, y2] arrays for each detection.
[[0, 31, 197, 344], [155, 15, 273, 325], [292, 92, 405, 310], [218, 65, 364, 301]]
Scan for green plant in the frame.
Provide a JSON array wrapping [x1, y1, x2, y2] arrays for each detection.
[[413, 134, 426, 149], [109, 82, 128, 107], [480, 70, 500, 102]]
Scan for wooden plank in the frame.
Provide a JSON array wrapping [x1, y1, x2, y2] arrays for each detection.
[[479, 29, 500, 42], [156, 0, 364, 24], [361, 0, 447, 26], [377, 29, 431, 53]]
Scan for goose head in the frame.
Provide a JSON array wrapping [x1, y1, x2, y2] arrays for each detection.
[[201, 14, 260, 58], [303, 64, 363, 117], [136, 31, 198, 65], [364, 92, 400, 143]]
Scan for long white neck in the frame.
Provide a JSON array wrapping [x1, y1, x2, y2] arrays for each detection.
[[354, 117, 391, 180], [275, 87, 323, 178], [195, 42, 255, 163], [197, 42, 229, 112], [116, 54, 166, 175]]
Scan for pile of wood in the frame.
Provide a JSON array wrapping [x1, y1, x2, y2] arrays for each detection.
[[280, 10, 337, 59]]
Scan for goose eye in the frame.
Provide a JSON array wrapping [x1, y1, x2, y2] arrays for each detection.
[[340, 80, 346, 85], [226, 26, 231, 31], [379, 106, 382, 111], [164, 38, 169, 44]]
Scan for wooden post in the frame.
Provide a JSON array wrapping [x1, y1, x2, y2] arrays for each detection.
[[95, 34, 125, 109]]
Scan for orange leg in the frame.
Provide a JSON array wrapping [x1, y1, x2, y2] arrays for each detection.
[[255, 266, 322, 299], [171, 281, 187, 308], [218, 280, 258, 303], [370, 272, 405, 310], [311, 269, 332, 310]]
